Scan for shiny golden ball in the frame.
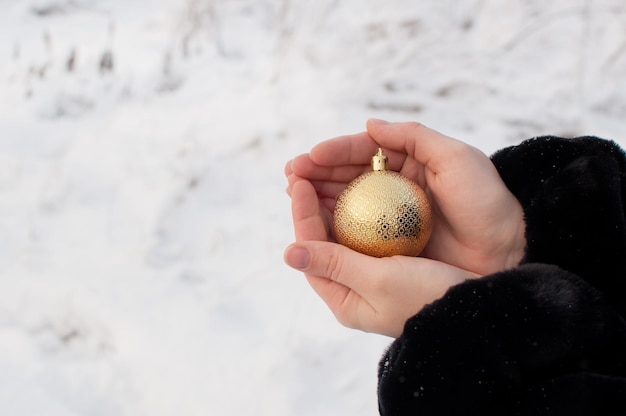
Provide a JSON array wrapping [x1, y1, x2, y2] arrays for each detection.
[[333, 149, 432, 257]]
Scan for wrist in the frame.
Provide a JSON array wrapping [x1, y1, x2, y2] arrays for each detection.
[[504, 212, 527, 269]]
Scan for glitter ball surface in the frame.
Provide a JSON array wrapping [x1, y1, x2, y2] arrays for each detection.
[[333, 170, 432, 257]]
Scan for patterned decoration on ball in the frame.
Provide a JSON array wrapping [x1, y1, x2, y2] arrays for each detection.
[[333, 148, 432, 257]]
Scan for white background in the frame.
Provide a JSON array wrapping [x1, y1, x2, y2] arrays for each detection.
[[2, 0, 626, 414]]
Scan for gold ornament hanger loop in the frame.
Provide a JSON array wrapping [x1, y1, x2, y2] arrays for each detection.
[[371, 148, 389, 171]]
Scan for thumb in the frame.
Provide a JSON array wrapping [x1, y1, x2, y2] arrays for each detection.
[[284, 241, 473, 337], [284, 241, 390, 292], [366, 119, 469, 172], [284, 240, 396, 332]]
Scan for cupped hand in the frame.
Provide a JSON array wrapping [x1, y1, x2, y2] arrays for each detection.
[[284, 177, 476, 338], [286, 120, 526, 276]]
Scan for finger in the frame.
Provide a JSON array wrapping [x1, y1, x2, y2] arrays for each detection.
[[284, 159, 294, 177], [286, 170, 342, 202], [308, 180, 346, 200], [366, 119, 470, 173], [310, 131, 409, 170], [291, 153, 369, 183], [285, 172, 299, 197], [291, 179, 330, 242], [285, 160, 296, 196], [286, 172, 306, 197], [310, 131, 375, 165]]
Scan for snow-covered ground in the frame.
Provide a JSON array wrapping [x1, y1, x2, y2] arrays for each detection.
[[2, 0, 626, 414]]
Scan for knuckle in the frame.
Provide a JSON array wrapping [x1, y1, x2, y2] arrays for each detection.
[[324, 247, 345, 282], [406, 121, 426, 130]]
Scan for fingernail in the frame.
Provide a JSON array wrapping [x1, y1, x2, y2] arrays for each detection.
[[368, 118, 390, 125], [284, 246, 310, 269]]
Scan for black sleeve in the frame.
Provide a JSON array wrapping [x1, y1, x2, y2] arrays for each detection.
[[377, 136, 626, 416], [491, 136, 626, 311]]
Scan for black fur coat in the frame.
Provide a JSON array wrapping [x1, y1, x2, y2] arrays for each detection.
[[377, 136, 626, 415]]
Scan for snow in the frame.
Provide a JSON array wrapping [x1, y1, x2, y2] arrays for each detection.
[[2, 0, 626, 414]]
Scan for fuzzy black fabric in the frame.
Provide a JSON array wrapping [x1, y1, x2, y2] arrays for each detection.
[[492, 137, 626, 314], [377, 136, 626, 415]]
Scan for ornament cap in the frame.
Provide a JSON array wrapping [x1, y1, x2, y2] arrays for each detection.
[[371, 148, 389, 171]]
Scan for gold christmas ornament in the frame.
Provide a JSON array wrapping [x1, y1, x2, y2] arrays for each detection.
[[333, 148, 432, 257]]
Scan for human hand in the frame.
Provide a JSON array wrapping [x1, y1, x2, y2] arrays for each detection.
[[284, 177, 476, 338], [286, 120, 526, 276]]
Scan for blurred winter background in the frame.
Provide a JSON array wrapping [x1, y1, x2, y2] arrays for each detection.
[[2, 0, 626, 414]]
